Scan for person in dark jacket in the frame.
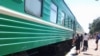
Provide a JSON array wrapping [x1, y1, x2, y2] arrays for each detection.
[[95, 32, 100, 50], [80, 34, 83, 47], [72, 33, 81, 55]]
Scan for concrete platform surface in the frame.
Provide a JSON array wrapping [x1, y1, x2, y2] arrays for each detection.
[[66, 39, 100, 56]]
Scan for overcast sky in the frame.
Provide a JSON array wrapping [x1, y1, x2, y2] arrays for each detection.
[[64, 0, 100, 33]]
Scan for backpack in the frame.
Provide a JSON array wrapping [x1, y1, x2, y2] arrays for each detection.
[[97, 34, 100, 39]]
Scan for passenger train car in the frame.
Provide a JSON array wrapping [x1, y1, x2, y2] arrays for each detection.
[[0, 0, 83, 56]]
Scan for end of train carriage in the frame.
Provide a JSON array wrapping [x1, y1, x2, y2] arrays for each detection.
[[0, 0, 83, 56]]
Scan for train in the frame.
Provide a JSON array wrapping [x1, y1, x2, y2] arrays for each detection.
[[0, 0, 84, 56]]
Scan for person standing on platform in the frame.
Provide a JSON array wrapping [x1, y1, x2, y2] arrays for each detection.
[[82, 33, 89, 51], [80, 34, 83, 47], [72, 33, 81, 55], [95, 32, 100, 50]]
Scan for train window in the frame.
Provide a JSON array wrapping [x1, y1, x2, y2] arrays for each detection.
[[60, 11, 65, 26], [64, 18, 67, 27], [67, 18, 70, 27], [25, 0, 42, 17], [72, 20, 74, 29], [50, 2, 57, 23], [69, 19, 71, 28], [70, 19, 72, 29]]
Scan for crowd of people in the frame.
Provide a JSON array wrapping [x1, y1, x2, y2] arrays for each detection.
[[72, 32, 100, 55]]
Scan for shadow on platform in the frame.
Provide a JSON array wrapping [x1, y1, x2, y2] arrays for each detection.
[[71, 54, 78, 56], [83, 53, 93, 56], [71, 53, 93, 56]]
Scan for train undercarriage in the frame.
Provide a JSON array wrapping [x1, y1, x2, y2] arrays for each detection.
[[6, 39, 73, 56]]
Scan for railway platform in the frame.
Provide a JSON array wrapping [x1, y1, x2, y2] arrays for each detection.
[[65, 39, 100, 56]]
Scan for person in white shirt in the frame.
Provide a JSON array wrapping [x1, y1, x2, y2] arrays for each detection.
[[82, 33, 89, 51]]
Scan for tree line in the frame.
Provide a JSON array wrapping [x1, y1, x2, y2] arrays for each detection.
[[89, 17, 100, 34]]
